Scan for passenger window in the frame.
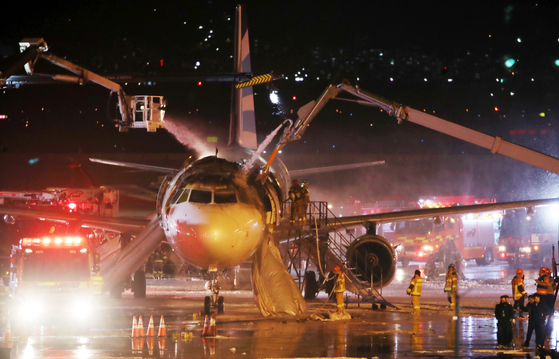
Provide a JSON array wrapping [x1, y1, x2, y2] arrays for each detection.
[[174, 189, 190, 204], [214, 190, 237, 204], [189, 190, 212, 204]]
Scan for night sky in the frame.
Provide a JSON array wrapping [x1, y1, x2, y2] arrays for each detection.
[[1, 1, 559, 203]]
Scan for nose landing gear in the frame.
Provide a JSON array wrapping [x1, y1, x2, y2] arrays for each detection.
[[204, 275, 224, 315]]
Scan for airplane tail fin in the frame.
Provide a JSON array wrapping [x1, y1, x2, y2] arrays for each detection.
[[228, 4, 258, 150]]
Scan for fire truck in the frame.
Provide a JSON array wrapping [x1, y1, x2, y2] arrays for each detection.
[[497, 206, 558, 267], [9, 234, 103, 333], [389, 196, 499, 266], [0, 188, 119, 217]]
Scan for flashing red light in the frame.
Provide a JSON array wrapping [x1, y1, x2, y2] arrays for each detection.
[[501, 253, 506, 258], [292, 96, 297, 100], [418, 251, 424, 257], [494, 107, 499, 111], [198, 81, 202, 86], [0, 115, 6, 119], [68, 203, 77, 210], [160, 59, 164, 67], [21, 236, 83, 247]]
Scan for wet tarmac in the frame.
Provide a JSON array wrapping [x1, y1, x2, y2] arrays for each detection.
[[1, 261, 557, 358]]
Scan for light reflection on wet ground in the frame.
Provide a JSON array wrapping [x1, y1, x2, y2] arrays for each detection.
[[2, 262, 557, 358], [4, 307, 556, 358]]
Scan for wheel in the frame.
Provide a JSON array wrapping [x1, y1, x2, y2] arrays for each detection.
[[401, 258, 410, 267], [372, 304, 379, 310], [484, 248, 494, 264], [133, 270, 146, 298], [304, 271, 319, 300], [204, 296, 211, 315], [217, 296, 224, 314], [380, 303, 387, 310], [110, 281, 124, 299]]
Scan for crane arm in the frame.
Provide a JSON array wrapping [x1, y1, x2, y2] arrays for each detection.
[[263, 82, 559, 177], [38, 52, 132, 126]]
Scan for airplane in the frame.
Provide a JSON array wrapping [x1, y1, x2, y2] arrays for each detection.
[[2, 4, 559, 318]]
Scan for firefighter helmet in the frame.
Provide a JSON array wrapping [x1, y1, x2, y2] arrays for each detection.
[[333, 265, 341, 273], [292, 179, 299, 185], [448, 263, 455, 269], [516, 269, 523, 275], [540, 266, 547, 273]]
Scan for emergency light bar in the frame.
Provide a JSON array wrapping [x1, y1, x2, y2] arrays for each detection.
[[21, 236, 84, 247]]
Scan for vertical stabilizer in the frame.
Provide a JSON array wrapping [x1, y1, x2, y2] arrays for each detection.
[[228, 4, 258, 150]]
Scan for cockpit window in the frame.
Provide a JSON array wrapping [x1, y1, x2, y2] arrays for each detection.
[[214, 190, 237, 204], [173, 189, 190, 204], [189, 190, 212, 204]]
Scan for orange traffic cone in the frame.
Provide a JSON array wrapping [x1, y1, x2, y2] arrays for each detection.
[[209, 313, 217, 337], [138, 316, 145, 337], [158, 338, 166, 357], [201, 315, 210, 336], [131, 316, 138, 337], [147, 337, 155, 355], [4, 322, 12, 342], [146, 316, 155, 337], [131, 337, 144, 354], [158, 316, 166, 337]]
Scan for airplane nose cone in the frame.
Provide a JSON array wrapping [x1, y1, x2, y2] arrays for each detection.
[[166, 206, 264, 269]]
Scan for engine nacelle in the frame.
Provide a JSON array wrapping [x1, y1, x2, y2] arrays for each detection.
[[346, 234, 397, 288]]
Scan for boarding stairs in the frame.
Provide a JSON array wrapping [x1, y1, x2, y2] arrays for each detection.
[[281, 201, 391, 307]]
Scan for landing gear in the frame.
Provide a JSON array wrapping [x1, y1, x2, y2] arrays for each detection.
[[132, 270, 146, 298], [203, 273, 224, 315]]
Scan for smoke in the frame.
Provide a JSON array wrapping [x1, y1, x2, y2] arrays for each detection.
[[164, 117, 214, 157]]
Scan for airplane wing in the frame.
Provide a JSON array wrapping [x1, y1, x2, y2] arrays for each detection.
[[327, 197, 557, 229], [89, 158, 177, 174], [0, 205, 149, 235], [289, 161, 385, 177]]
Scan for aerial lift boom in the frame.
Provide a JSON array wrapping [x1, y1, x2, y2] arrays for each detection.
[[1, 38, 166, 132], [264, 82, 559, 177]]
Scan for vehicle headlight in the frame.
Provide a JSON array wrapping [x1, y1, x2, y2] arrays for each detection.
[[422, 245, 433, 252], [534, 246, 539, 251], [72, 300, 91, 319], [498, 246, 506, 252], [20, 300, 43, 320], [519, 247, 531, 253]]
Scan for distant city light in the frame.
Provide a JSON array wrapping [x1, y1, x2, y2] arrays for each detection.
[[447, 79, 453, 82], [555, 60, 559, 66], [199, 26, 203, 29], [494, 107, 499, 111], [28, 158, 39, 164], [196, 61, 200, 66], [517, 38, 521, 43], [269, 91, 279, 104], [505, 59, 516, 68], [540, 113, 546, 117]]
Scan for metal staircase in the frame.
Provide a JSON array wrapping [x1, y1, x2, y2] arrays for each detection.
[[281, 201, 392, 307]]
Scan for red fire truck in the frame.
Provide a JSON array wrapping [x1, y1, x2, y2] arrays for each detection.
[[497, 206, 558, 267], [9, 234, 103, 333], [389, 196, 499, 266]]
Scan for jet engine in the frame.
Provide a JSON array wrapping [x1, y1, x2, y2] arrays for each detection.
[[345, 234, 397, 288]]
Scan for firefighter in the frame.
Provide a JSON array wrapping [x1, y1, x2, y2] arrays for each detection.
[[299, 180, 310, 224], [511, 268, 527, 318], [544, 267, 556, 317], [445, 240, 465, 280], [406, 269, 423, 313], [333, 265, 346, 312], [495, 295, 514, 349], [288, 179, 303, 223], [153, 246, 164, 279], [521, 294, 546, 348], [444, 264, 458, 311], [535, 267, 552, 316]]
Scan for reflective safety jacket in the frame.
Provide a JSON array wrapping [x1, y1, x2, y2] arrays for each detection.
[[536, 274, 549, 295], [444, 271, 458, 293], [334, 273, 345, 293], [511, 275, 527, 300], [407, 275, 423, 296]]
